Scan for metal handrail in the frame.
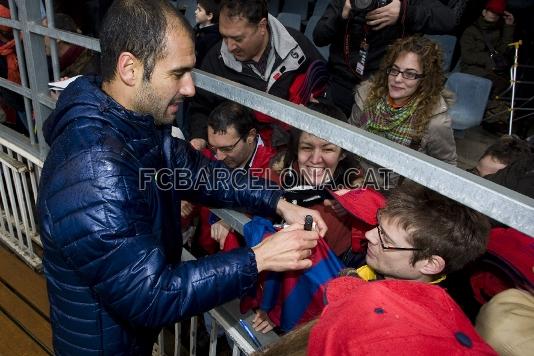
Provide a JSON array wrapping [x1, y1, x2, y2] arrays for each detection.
[[193, 71, 534, 236]]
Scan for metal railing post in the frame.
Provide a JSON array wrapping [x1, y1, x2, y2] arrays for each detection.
[[18, 0, 52, 154]]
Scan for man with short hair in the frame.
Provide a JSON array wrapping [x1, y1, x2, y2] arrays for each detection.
[[200, 101, 277, 251], [188, 0, 324, 150], [37, 1, 326, 354], [335, 182, 491, 283], [207, 101, 274, 170], [473, 135, 531, 177]]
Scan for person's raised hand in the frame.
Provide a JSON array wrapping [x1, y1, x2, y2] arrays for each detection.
[[211, 220, 231, 250], [181, 200, 194, 218], [252, 223, 319, 272], [276, 198, 328, 237], [252, 310, 275, 333], [366, 0, 401, 30], [503, 11, 514, 25], [190, 138, 207, 150]]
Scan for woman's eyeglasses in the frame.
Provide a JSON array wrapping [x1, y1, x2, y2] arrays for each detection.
[[386, 67, 424, 80]]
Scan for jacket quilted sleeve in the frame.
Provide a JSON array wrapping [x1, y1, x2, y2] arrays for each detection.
[[40, 144, 261, 329], [170, 137, 282, 211]]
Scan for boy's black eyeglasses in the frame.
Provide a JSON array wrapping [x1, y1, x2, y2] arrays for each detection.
[[376, 210, 423, 251], [386, 67, 425, 80]]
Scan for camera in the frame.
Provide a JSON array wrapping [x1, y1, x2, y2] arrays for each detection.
[[350, 0, 391, 12]]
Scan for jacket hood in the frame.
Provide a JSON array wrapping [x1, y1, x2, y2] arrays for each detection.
[[43, 76, 156, 146]]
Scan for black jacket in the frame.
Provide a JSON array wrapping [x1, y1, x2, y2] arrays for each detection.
[[313, 0, 466, 93], [188, 16, 324, 140], [38, 76, 282, 355], [459, 16, 514, 77], [194, 23, 221, 67]]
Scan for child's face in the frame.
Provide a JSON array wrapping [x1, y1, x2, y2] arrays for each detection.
[[195, 4, 212, 25], [482, 9, 500, 23]]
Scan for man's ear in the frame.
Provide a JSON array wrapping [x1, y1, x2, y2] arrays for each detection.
[[419, 255, 446, 276], [258, 17, 268, 34], [116, 52, 142, 87], [247, 128, 257, 143], [207, 12, 214, 22]]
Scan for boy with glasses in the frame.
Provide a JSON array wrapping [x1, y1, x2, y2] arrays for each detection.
[[250, 181, 491, 334], [333, 181, 491, 283]]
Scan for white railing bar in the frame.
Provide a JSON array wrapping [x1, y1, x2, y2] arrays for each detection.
[[208, 316, 218, 356], [9, 0, 37, 143], [157, 331, 164, 356], [0, 131, 45, 166], [0, 199, 6, 233], [1, 164, 24, 245], [208, 306, 255, 355], [13, 172, 34, 255], [0, 209, 40, 248], [0, 230, 42, 269], [193, 70, 534, 237], [38, 92, 56, 110], [0, 17, 21, 29], [189, 316, 198, 356], [17, 154, 37, 233], [210, 209, 251, 236], [29, 163, 38, 203], [232, 344, 240, 356], [0, 77, 32, 98], [0, 169, 14, 238], [26, 22, 101, 52], [174, 322, 181, 356], [44, 0, 61, 82], [0, 151, 27, 172]]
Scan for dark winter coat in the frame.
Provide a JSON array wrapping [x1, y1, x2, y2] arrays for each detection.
[[459, 16, 514, 77], [194, 23, 221, 67], [188, 15, 324, 141], [37, 76, 282, 355], [313, 0, 466, 114]]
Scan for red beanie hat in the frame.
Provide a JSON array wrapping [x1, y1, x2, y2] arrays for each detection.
[[308, 277, 498, 356], [485, 0, 506, 15]]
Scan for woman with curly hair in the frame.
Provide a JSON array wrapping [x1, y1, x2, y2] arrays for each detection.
[[349, 36, 457, 171]]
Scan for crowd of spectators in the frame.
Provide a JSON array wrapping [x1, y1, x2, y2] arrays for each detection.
[[177, 0, 533, 353]]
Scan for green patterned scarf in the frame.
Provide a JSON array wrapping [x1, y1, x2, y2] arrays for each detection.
[[361, 96, 419, 146]]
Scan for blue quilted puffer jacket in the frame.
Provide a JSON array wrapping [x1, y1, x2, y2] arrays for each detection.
[[37, 76, 283, 355]]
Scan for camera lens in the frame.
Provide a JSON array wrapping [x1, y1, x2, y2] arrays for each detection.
[[352, 0, 374, 10]]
